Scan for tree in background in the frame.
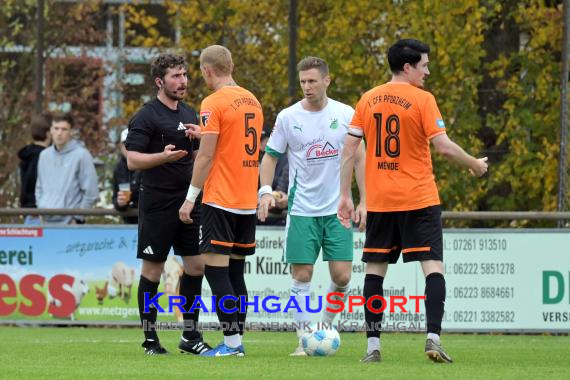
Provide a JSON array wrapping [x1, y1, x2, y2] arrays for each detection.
[[0, 0, 107, 211], [1, 0, 565, 223]]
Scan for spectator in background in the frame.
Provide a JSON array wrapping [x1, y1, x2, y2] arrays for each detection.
[[258, 125, 288, 225], [18, 113, 52, 224], [112, 128, 140, 224], [36, 112, 99, 224]]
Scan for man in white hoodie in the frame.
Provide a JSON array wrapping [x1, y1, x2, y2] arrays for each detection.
[[36, 112, 99, 224]]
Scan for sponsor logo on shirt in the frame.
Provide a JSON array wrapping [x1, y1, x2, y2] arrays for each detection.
[[200, 111, 211, 127], [436, 119, 445, 129], [306, 141, 338, 165], [293, 125, 303, 133], [177, 122, 186, 131]]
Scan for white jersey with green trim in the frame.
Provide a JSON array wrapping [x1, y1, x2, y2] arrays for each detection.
[[266, 98, 354, 216]]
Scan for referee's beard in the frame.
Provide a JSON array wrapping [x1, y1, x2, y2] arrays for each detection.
[[163, 87, 186, 101]]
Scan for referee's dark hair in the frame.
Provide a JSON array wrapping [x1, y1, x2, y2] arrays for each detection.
[[388, 39, 430, 74], [151, 54, 187, 80]]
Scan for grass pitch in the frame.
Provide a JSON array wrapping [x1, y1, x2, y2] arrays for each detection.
[[2, 327, 569, 380]]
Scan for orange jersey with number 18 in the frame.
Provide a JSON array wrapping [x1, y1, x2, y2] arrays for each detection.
[[350, 82, 446, 212], [200, 86, 263, 209]]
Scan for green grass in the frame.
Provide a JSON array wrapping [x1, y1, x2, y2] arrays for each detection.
[[2, 327, 569, 379]]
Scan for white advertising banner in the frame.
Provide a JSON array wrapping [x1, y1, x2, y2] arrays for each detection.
[[232, 228, 570, 332], [1, 226, 568, 332]]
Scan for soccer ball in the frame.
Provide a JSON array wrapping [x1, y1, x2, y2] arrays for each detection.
[[301, 323, 341, 356]]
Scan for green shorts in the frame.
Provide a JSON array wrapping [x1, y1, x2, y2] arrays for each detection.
[[284, 214, 353, 264]]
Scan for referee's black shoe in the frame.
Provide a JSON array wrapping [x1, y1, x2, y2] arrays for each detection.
[[179, 335, 213, 355], [142, 340, 169, 355]]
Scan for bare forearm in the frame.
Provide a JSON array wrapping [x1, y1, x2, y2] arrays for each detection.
[[260, 154, 278, 187], [432, 134, 481, 171], [340, 135, 361, 197], [340, 156, 355, 197], [440, 140, 479, 169], [127, 151, 166, 170], [190, 154, 213, 189], [354, 142, 366, 202]]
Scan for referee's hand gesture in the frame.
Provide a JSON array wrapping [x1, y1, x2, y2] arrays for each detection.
[[163, 144, 188, 162]]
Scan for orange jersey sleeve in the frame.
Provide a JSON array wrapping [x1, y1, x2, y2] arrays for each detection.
[[200, 86, 264, 209], [351, 83, 446, 212]]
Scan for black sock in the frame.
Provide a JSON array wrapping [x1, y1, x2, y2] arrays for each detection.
[[138, 275, 159, 342], [364, 274, 384, 339], [425, 272, 446, 335], [180, 273, 203, 340], [229, 258, 247, 336], [204, 265, 239, 336]]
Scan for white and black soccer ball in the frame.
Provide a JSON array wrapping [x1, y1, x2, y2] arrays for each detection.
[[301, 323, 341, 356]]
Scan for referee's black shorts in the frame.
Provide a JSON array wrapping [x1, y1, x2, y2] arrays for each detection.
[[137, 188, 201, 262], [362, 205, 443, 264]]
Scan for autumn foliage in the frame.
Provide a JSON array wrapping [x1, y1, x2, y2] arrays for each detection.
[[0, 0, 567, 223]]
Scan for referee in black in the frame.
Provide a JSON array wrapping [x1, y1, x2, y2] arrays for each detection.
[[126, 54, 210, 355]]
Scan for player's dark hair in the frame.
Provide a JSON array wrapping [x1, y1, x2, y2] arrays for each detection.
[[51, 111, 74, 128], [150, 54, 187, 80], [297, 56, 329, 76], [30, 113, 52, 141], [388, 39, 430, 74]]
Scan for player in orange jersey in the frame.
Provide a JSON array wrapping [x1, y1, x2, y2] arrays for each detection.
[[337, 39, 488, 364], [179, 45, 263, 357]]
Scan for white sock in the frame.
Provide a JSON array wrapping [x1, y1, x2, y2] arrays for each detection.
[[367, 337, 380, 354], [224, 333, 241, 348], [427, 333, 440, 344], [322, 281, 350, 324], [291, 279, 311, 338], [295, 328, 305, 347]]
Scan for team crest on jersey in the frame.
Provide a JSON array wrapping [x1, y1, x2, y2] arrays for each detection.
[[200, 111, 212, 127], [436, 119, 446, 129], [329, 118, 339, 129], [306, 141, 338, 165]]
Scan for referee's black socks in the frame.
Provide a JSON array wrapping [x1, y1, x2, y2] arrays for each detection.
[[138, 275, 159, 342], [229, 258, 248, 336], [204, 265, 240, 336], [180, 273, 203, 341], [425, 272, 446, 336], [364, 274, 384, 339]]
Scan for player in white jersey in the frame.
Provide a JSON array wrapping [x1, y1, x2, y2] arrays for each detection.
[[258, 56, 366, 355]]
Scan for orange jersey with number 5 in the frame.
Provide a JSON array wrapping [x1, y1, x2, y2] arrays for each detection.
[[200, 86, 263, 209], [350, 82, 446, 212]]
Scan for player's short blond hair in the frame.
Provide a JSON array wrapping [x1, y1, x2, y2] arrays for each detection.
[[297, 56, 329, 76], [200, 45, 233, 76]]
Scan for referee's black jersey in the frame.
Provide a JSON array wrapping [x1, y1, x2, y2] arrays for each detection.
[[125, 98, 200, 192]]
